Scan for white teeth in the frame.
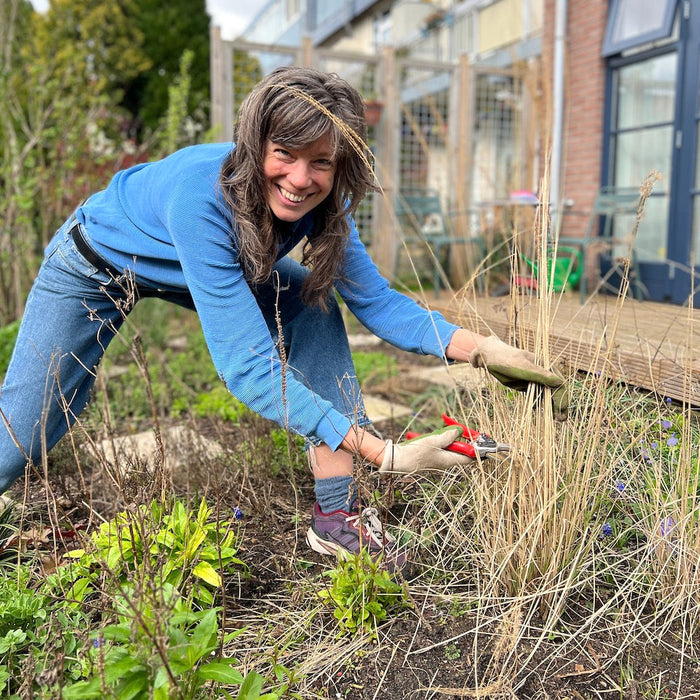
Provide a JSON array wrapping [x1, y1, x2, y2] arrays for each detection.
[[280, 186, 307, 203]]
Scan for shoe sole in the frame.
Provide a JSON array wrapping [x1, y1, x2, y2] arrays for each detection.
[[306, 528, 401, 573], [306, 527, 349, 558]]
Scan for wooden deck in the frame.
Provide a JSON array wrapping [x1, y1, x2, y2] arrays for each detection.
[[424, 291, 700, 406]]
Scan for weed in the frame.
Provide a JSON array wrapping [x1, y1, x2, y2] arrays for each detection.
[[444, 643, 461, 660], [318, 550, 410, 638]]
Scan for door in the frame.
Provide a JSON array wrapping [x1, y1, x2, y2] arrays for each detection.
[[604, 0, 700, 303], [670, 0, 700, 303]]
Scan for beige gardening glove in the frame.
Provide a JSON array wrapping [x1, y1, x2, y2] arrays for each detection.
[[470, 335, 570, 420], [379, 426, 474, 475]]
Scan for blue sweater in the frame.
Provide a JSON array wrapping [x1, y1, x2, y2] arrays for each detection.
[[77, 143, 459, 449]]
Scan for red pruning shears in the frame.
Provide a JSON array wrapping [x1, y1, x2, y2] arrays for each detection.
[[405, 413, 511, 459]]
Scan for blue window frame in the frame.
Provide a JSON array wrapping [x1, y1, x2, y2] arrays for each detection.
[[602, 0, 678, 57]]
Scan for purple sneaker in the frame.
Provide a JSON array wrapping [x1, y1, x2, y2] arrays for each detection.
[[306, 502, 405, 572]]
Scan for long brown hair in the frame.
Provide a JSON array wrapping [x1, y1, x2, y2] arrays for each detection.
[[219, 66, 376, 308]]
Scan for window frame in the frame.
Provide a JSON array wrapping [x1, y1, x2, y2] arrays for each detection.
[[602, 0, 679, 57]]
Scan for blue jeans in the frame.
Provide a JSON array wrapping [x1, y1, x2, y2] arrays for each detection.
[[0, 217, 366, 494]]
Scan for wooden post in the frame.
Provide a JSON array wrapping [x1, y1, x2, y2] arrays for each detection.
[[454, 54, 472, 238], [448, 53, 474, 286], [222, 40, 234, 143], [209, 25, 224, 140], [372, 46, 399, 278], [301, 36, 313, 67]]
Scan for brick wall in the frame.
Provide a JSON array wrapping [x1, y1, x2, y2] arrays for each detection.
[[543, 0, 609, 238]]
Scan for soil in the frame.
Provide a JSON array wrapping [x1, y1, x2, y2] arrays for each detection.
[[5, 341, 700, 699]]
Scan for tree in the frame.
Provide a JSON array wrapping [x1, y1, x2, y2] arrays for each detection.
[[0, 0, 151, 321], [121, 0, 211, 137]]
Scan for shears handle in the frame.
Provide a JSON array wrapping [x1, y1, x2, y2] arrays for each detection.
[[442, 413, 482, 440]]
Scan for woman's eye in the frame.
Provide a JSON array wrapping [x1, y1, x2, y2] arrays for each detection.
[[315, 159, 333, 169]]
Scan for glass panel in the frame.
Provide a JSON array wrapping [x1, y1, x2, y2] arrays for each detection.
[[614, 195, 669, 262], [608, 0, 674, 45], [602, 0, 677, 55], [613, 126, 673, 191], [616, 53, 676, 129], [696, 122, 700, 190], [692, 195, 700, 264], [313, 0, 346, 28]]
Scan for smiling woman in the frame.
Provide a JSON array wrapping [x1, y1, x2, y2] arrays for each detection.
[[0, 66, 566, 571]]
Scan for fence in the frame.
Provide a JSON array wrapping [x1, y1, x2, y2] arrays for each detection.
[[210, 28, 537, 287]]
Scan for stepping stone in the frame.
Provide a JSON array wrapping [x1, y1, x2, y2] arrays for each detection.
[[347, 333, 382, 348], [407, 363, 486, 391], [362, 394, 413, 422], [94, 425, 224, 474]]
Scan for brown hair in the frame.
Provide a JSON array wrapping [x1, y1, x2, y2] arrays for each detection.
[[219, 66, 376, 308]]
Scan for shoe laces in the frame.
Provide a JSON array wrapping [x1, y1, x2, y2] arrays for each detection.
[[347, 506, 395, 548]]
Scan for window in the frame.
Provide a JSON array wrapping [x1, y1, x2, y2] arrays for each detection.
[[602, 0, 678, 56], [374, 10, 392, 49]]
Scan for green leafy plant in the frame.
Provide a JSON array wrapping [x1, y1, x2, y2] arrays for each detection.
[[188, 384, 250, 423], [0, 319, 20, 379], [351, 350, 398, 388], [0, 567, 90, 696], [62, 600, 249, 700], [52, 498, 245, 609], [444, 643, 461, 660], [0, 499, 257, 698], [318, 551, 409, 638]]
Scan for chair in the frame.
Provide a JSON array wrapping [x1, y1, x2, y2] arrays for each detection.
[[557, 186, 645, 303], [393, 189, 486, 297]]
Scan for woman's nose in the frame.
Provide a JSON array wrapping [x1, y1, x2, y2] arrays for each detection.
[[287, 160, 312, 189]]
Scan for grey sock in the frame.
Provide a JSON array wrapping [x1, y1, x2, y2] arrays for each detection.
[[314, 475, 357, 513]]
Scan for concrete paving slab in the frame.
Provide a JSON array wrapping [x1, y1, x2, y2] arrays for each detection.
[[362, 394, 413, 423], [96, 425, 224, 473], [347, 333, 382, 348], [407, 363, 486, 391]]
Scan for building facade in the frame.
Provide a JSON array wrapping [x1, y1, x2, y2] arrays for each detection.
[[545, 0, 699, 304]]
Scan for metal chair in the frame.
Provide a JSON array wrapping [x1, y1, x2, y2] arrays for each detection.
[[557, 186, 645, 303], [394, 189, 486, 297]]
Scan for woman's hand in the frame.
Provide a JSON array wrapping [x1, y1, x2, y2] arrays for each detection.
[[446, 330, 570, 419], [469, 335, 564, 391], [378, 426, 474, 474]]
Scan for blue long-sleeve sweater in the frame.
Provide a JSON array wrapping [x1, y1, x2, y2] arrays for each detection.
[[76, 143, 459, 449]]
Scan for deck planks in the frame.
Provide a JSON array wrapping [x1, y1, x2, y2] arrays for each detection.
[[423, 291, 700, 405]]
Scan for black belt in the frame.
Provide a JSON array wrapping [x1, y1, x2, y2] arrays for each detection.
[[69, 219, 120, 277]]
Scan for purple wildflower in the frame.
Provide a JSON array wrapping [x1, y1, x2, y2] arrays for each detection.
[[661, 419, 672, 430], [651, 442, 658, 449], [666, 434, 678, 447], [660, 516, 676, 539], [233, 506, 243, 520], [601, 522, 613, 538], [615, 480, 625, 493], [93, 638, 101, 649], [666, 397, 672, 404]]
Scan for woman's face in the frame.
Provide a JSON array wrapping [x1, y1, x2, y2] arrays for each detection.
[[263, 134, 336, 222]]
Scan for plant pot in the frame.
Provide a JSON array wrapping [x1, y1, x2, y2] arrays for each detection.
[[364, 99, 384, 126]]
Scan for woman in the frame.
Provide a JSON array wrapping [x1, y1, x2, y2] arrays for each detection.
[[0, 67, 564, 566]]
